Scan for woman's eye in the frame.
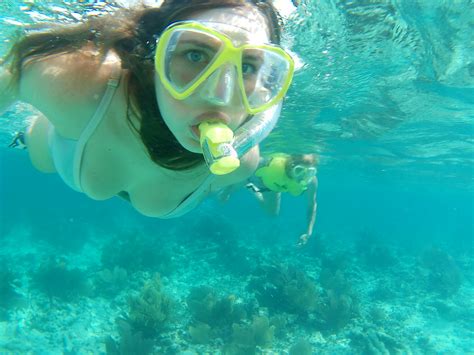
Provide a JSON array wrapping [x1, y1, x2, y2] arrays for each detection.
[[185, 50, 206, 63], [242, 62, 257, 75]]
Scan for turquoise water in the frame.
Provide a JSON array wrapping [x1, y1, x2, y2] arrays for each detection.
[[0, 1, 473, 353]]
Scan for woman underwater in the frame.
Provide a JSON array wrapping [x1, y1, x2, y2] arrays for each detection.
[[0, 0, 296, 218]]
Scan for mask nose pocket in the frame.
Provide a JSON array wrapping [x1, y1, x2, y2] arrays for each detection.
[[199, 65, 237, 106]]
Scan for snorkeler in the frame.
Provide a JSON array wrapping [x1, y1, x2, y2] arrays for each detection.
[[0, 0, 294, 218], [221, 153, 318, 246]]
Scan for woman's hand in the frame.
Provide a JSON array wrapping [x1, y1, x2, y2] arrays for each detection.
[[297, 233, 310, 247]]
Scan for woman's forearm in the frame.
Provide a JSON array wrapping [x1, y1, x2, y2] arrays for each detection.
[[297, 177, 318, 246], [306, 177, 318, 235]]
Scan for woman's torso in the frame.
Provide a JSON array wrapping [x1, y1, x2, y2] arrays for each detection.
[[22, 47, 219, 217]]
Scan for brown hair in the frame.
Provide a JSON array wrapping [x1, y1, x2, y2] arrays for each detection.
[[4, 0, 282, 170]]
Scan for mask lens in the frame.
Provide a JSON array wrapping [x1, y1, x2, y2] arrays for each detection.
[[157, 22, 294, 112], [244, 48, 292, 110], [292, 165, 306, 179], [163, 28, 223, 92], [291, 165, 316, 183]]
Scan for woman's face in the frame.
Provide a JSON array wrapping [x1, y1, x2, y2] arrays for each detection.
[[287, 155, 317, 184], [155, 7, 271, 153]]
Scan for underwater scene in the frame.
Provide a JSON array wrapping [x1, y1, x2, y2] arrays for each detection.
[[0, 0, 473, 354]]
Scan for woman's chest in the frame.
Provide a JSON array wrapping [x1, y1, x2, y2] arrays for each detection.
[[126, 165, 213, 218], [81, 125, 212, 216]]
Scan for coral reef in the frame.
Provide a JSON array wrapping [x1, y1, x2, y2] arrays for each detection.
[[370, 279, 398, 301], [105, 319, 154, 355], [355, 231, 397, 269], [313, 256, 359, 331], [301, 233, 328, 259], [0, 266, 22, 319], [320, 267, 351, 295], [349, 328, 409, 354], [247, 263, 318, 315], [186, 286, 277, 352], [127, 275, 173, 338], [101, 232, 174, 274], [186, 286, 249, 328], [224, 315, 275, 354], [421, 247, 462, 297], [214, 239, 259, 276], [1, 207, 472, 353], [31, 257, 91, 302], [188, 322, 212, 344], [289, 339, 313, 355], [315, 289, 359, 331], [95, 266, 128, 297]]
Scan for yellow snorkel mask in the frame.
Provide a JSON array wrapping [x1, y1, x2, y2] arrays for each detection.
[[155, 21, 295, 175], [289, 164, 317, 186]]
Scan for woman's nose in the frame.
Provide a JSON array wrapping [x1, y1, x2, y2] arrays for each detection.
[[199, 65, 241, 107]]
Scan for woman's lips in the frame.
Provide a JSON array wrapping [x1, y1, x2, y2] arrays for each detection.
[[190, 112, 231, 140]]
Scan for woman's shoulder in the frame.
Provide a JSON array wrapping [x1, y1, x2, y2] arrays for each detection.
[[19, 45, 122, 136], [20, 45, 118, 100]]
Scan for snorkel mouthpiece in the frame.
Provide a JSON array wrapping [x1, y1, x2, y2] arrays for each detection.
[[199, 121, 240, 175]]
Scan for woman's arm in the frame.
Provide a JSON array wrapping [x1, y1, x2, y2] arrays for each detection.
[[297, 176, 318, 246], [0, 67, 17, 114], [15, 49, 118, 138]]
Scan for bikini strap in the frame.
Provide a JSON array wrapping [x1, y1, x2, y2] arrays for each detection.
[[73, 60, 122, 190]]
